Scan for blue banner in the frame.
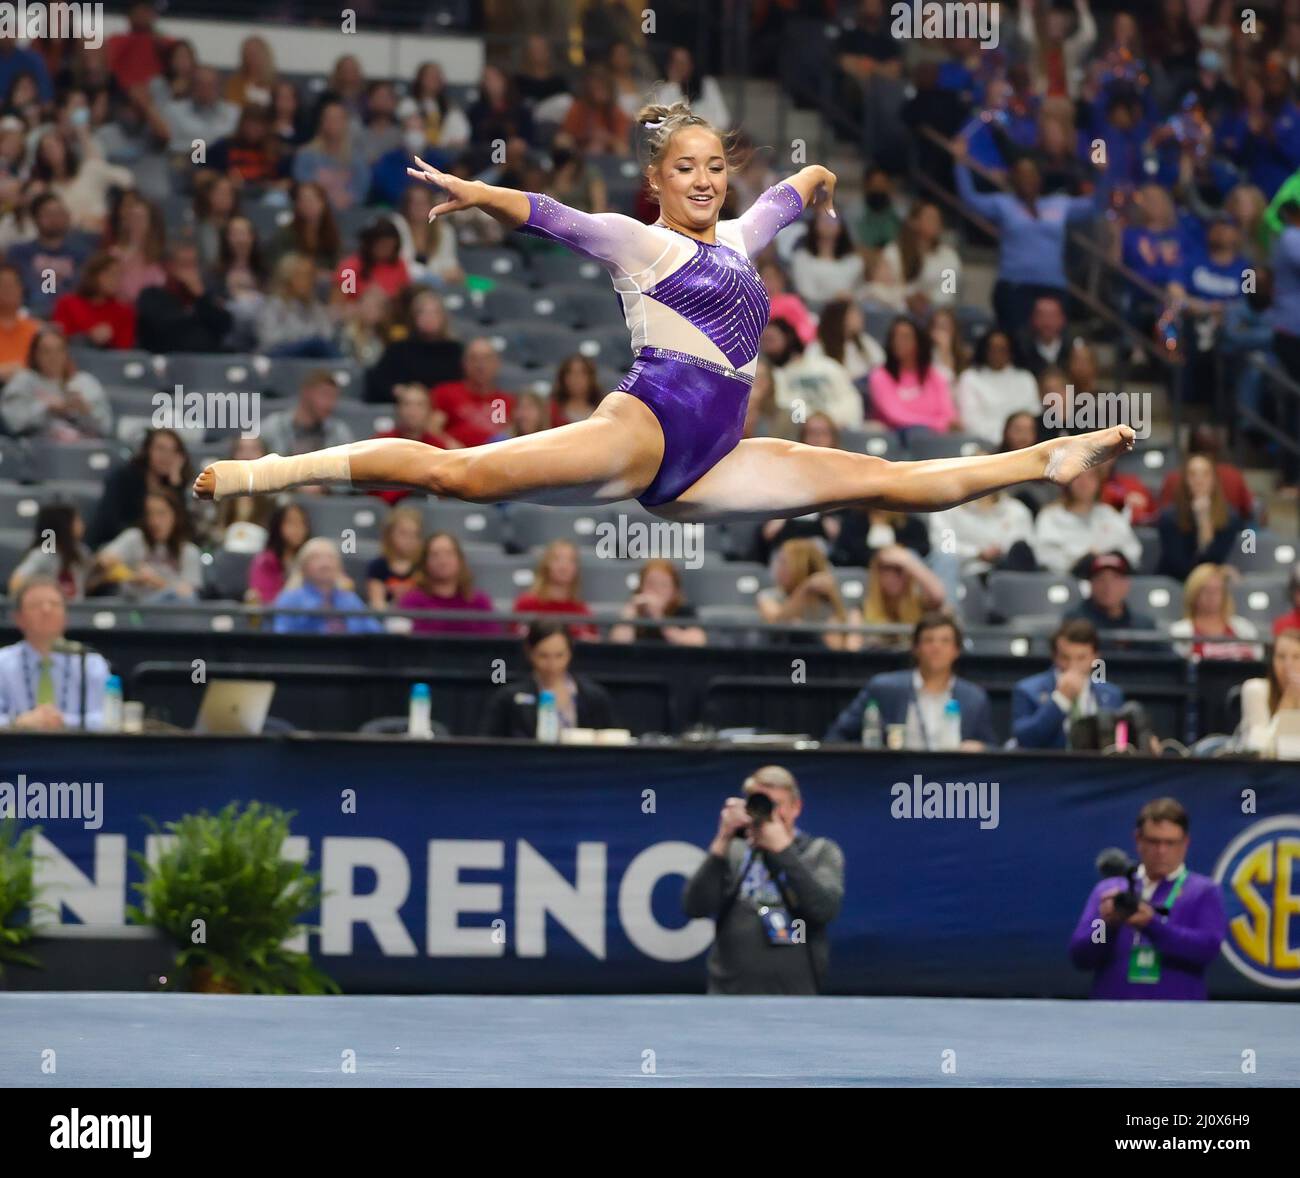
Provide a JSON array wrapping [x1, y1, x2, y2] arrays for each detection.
[[3, 735, 1298, 997]]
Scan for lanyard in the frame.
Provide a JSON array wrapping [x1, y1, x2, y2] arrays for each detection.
[[1134, 865, 1188, 946], [910, 677, 951, 751]]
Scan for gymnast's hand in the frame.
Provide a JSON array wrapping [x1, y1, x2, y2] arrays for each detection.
[[406, 156, 484, 220]]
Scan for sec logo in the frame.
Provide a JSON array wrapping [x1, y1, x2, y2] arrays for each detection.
[[1213, 817, 1300, 989]]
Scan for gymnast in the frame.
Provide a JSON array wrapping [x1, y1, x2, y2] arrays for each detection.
[[194, 101, 1134, 518]]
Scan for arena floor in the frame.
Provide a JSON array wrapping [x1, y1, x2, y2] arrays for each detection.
[[2, 994, 1297, 1087]]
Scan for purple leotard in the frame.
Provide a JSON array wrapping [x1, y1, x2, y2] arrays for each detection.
[[516, 183, 805, 506]]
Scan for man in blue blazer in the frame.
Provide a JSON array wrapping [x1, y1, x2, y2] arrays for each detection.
[[824, 613, 997, 748], [1012, 619, 1126, 749]]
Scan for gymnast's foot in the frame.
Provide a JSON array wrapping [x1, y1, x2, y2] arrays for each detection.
[[193, 459, 263, 501], [1042, 426, 1136, 486], [193, 446, 354, 500]]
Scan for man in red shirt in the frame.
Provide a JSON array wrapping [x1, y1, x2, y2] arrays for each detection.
[[106, 2, 173, 92], [430, 337, 515, 448], [372, 383, 461, 504]]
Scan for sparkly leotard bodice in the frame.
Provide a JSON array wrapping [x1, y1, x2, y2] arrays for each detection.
[[517, 183, 805, 505]]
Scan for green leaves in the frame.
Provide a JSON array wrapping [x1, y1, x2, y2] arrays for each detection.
[[0, 819, 42, 978], [129, 802, 339, 996]]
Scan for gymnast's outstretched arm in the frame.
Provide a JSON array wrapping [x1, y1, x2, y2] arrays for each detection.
[[407, 156, 667, 277]]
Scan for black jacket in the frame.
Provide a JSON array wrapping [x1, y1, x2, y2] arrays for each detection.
[[479, 674, 614, 739], [364, 337, 465, 403]]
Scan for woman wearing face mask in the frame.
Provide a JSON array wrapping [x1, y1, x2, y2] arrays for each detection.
[[547, 131, 607, 214], [198, 102, 1135, 542]]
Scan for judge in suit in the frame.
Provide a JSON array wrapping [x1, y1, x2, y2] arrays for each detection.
[[1011, 619, 1125, 750], [480, 621, 614, 739], [0, 577, 110, 731], [824, 613, 996, 748]]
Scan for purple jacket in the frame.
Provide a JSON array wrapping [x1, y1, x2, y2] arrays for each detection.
[[1068, 871, 1227, 1000]]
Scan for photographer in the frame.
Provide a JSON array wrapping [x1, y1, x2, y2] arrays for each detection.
[[1068, 798, 1226, 1000], [682, 765, 844, 995]]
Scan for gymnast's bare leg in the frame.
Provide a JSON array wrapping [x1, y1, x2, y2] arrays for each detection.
[[193, 409, 1134, 514], [647, 425, 1137, 523]]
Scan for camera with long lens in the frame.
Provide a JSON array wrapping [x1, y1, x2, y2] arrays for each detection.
[[733, 791, 774, 837], [1096, 847, 1140, 917]]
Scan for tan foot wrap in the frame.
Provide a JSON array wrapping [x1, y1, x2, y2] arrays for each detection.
[[210, 447, 353, 499]]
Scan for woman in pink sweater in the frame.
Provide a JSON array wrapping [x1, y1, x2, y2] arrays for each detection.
[[867, 317, 956, 436]]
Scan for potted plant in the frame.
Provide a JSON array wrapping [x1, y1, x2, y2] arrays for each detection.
[[129, 801, 338, 995], [0, 820, 43, 981]]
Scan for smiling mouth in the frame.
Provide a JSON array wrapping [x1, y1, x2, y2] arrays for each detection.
[[688, 193, 714, 205]]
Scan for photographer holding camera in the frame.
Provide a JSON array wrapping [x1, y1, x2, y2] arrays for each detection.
[[682, 765, 845, 995], [1068, 798, 1226, 1000]]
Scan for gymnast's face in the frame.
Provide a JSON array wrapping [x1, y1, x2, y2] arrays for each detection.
[[651, 126, 728, 235]]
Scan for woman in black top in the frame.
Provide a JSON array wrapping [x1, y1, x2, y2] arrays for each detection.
[[364, 287, 464, 403], [480, 622, 614, 739], [88, 428, 194, 549]]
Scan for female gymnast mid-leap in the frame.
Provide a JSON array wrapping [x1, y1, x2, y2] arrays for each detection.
[[193, 101, 1134, 517]]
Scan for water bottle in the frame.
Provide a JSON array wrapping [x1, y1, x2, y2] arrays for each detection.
[[943, 698, 962, 750], [860, 698, 882, 749], [102, 674, 123, 733], [407, 682, 432, 739], [536, 690, 559, 744]]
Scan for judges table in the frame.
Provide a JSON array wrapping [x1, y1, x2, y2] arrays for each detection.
[[3, 732, 1297, 998]]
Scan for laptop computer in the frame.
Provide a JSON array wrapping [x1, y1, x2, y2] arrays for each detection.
[[193, 680, 276, 735]]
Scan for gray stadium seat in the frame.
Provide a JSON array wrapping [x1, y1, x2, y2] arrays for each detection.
[[474, 284, 557, 325], [1116, 447, 1178, 487], [165, 353, 261, 394], [459, 245, 529, 283], [574, 325, 635, 371], [902, 432, 988, 461], [682, 562, 767, 608], [0, 527, 30, 585], [838, 428, 906, 461], [832, 566, 869, 608], [528, 250, 606, 287], [294, 495, 387, 542], [488, 321, 583, 370], [956, 574, 989, 623], [549, 284, 626, 330], [0, 486, 42, 530], [419, 500, 508, 547], [457, 552, 534, 604], [506, 502, 618, 551], [340, 538, 382, 588], [1133, 525, 1162, 574], [1124, 575, 1184, 624], [330, 401, 392, 437], [1227, 529, 1297, 575], [574, 557, 641, 604], [0, 438, 28, 481], [205, 547, 254, 601], [260, 356, 363, 399], [28, 440, 126, 483], [68, 348, 164, 388], [985, 570, 1081, 619], [1235, 573, 1289, 630]]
